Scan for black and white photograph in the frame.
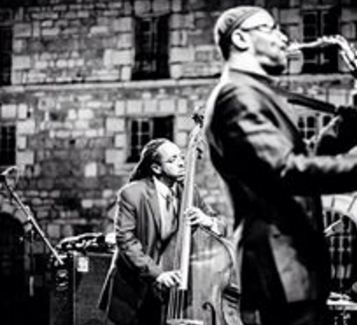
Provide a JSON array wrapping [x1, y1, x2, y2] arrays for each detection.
[[1, 1, 357, 325]]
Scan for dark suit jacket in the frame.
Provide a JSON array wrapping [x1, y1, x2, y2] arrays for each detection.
[[99, 177, 224, 325], [204, 68, 357, 322]]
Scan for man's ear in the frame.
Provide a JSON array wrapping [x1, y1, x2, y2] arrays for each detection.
[[151, 162, 161, 175], [231, 30, 250, 51]]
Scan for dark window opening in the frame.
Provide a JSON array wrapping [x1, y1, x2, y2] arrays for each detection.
[[132, 15, 169, 80], [0, 26, 12, 86], [0, 123, 16, 167], [302, 9, 339, 74], [0, 213, 25, 323], [127, 116, 174, 162]]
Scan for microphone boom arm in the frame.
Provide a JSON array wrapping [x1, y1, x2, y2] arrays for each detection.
[[3, 179, 64, 265]]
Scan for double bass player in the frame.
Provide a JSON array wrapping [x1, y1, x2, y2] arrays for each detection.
[[99, 138, 226, 325]]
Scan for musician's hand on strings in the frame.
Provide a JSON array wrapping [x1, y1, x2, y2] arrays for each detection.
[[156, 270, 181, 288], [185, 207, 214, 228]]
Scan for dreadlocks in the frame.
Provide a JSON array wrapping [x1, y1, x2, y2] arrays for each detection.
[[129, 138, 170, 182]]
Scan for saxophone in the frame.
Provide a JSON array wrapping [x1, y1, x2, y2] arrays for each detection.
[[286, 35, 357, 78]]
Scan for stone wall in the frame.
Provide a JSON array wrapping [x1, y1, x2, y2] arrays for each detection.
[[0, 79, 226, 241], [1, 0, 357, 244]]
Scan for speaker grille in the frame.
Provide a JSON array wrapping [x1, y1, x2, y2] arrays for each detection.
[[50, 252, 113, 325]]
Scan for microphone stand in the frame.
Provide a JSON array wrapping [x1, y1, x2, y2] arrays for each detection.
[[2, 178, 64, 266]]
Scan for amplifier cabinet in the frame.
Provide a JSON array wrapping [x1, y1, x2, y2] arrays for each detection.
[[50, 251, 114, 325]]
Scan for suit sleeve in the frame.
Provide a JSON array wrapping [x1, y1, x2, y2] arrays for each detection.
[[115, 188, 162, 281], [193, 187, 227, 236], [213, 83, 357, 195]]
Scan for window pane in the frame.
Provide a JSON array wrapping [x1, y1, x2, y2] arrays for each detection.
[[0, 124, 16, 166], [127, 116, 174, 163], [302, 9, 338, 74], [133, 15, 169, 80], [0, 26, 12, 86]]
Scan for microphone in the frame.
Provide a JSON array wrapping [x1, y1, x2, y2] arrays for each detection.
[[0, 166, 19, 182]]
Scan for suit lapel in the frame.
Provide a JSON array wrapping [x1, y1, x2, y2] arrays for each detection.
[[143, 178, 162, 238]]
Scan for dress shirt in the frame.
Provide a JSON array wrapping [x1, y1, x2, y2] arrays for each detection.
[[153, 177, 178, 240]]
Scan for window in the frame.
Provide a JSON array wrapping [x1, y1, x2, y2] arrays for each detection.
[[132, 15, 169, 80], [302, 9, 339, 73], [297, 115, 317, 140], [127, 116, 174, 162], [0, 123, 16, 167], [0, 25, 12, 86]]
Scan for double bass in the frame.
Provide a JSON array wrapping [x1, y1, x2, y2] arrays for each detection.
[[162, 110, 242, 325]]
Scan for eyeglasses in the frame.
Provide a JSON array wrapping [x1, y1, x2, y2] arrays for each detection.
[[240, 23, 280, 34]]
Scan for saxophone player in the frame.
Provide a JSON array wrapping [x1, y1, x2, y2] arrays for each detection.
[[205, 5, 357, 325]]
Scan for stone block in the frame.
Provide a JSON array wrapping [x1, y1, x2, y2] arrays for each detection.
[[106, 117, 125, 132], [114, 133, 126, 148], [90, 25, 109, 35], [176, 131, 188, 147], [14, 23, 32, 38], [117, 33, 132, 48], [112, 17, 132, 32], [134, 0, 151, 15], [105, 148, 125, 165], [56, 59, 68, 68], [121, 66, 132, 81], [12, 55, 32, 70], [341, 23, 355, 39], [170, 47, 194, 63], [67, 109, 77, 120], [17, 136, 27, 150], [47, 224, 61, 239], [74, 120, 89, 130], [152, 0, 169, 13], [61, 224, 74, 238], [176, 115, 194, 131], [177, 99, 188, 114], [18, 104, 28, 120], [81, 199, 94, 209], [159, 99, 175, 113], [280, 9, 300, 24], [78, 108, 94, 120], [171, 30, 188, 47], [17, 151, 35, 166], [170, 64, 182, 79], [1, 104, 17, 119], [341, 7, 357, 22], [17, 120, 36, 134], [143, 99, 158, 113], [35, 60, 48, 69], [127, 99, 143, 114], [115, 100, 126, 116], [13, 39, 26, 54], [104, 49, 132, 66], [1, 202, 15, 215], [84, 162, 98, 178], [172, 0, 182, 12], [102, 189, 114, 199], [42, 27, 60, 37]]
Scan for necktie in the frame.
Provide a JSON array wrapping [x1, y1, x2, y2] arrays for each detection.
[[161, 190, 177, 239]]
